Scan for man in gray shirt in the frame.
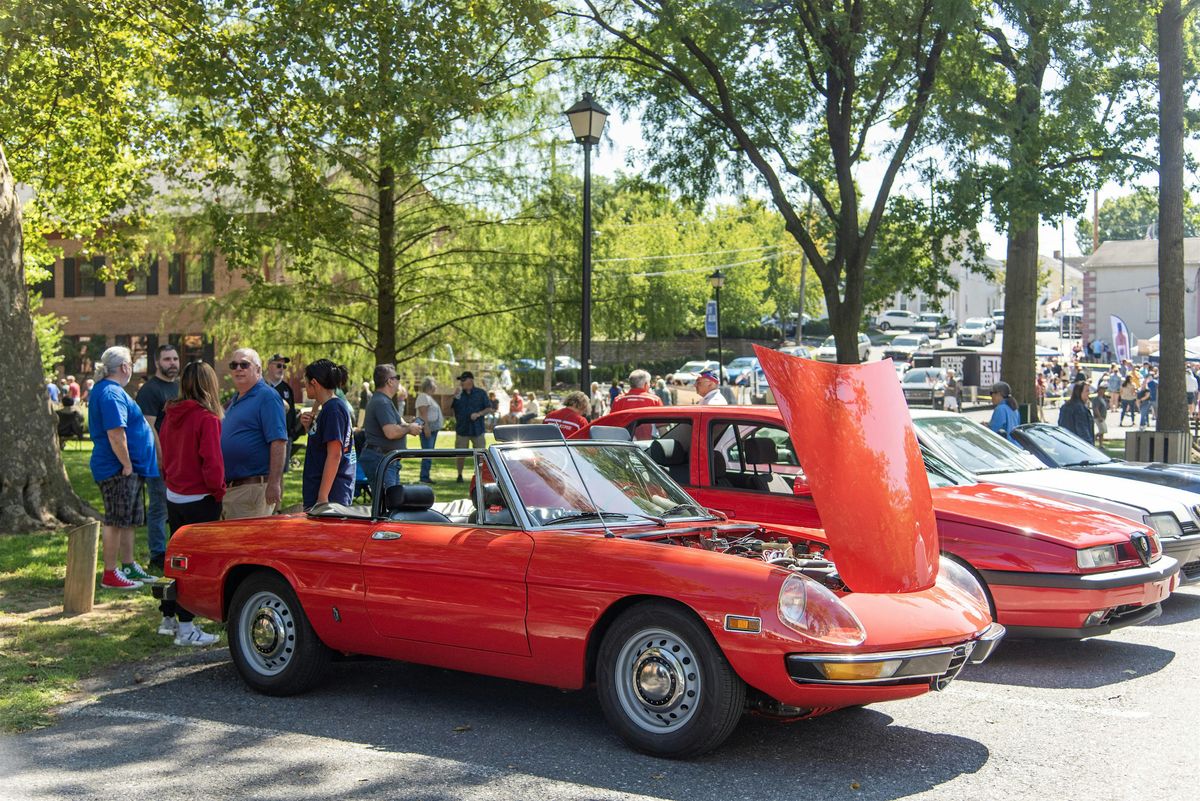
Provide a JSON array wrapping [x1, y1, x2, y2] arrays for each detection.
[[361, 363, 419, 488]]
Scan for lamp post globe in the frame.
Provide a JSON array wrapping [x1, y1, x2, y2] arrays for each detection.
[[564, 93, 610, 392]]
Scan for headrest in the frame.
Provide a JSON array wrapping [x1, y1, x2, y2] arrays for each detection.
[[712, 452, 727, 478], [586, 425, 632, 442], [649, 438, 688, 466], [743, 437, 778, 463], [481, 482, 505, 508], [384, 483, 434, 512]]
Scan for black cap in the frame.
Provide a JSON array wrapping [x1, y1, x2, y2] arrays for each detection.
[[990, 381, 1011, 397], [268, 354, 290, 364], [456, 371, 475, 381]]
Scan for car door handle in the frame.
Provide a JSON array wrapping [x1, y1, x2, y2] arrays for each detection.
[[371, 531, 402, 540]]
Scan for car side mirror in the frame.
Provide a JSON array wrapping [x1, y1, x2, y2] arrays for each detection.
[[792, 476, 812, 497]]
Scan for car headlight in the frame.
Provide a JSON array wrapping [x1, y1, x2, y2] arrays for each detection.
[[778, 575, 866, 646], [1076, 545, 1118, 570], [938, 556, 990, 611], [1143, 513, 1183, 540]]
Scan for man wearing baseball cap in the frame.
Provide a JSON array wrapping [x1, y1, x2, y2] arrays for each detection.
[[450, 371, 490, 482], [988, 380, 1020, 442], [695, 368, 728, 406], [264, 353, 300, 469]]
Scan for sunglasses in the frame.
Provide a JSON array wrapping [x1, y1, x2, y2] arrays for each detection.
[[228, 360, 253, 371]]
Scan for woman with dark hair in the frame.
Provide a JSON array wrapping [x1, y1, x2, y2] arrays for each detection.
[[987, 381, 1021, 443], [1057, 381, 1094, 443], [158, 361, 224, 646], [1118, 374, 1138, 426], [300, 359, 354, 509]]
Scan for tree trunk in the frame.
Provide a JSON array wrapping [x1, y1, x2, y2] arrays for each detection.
[[544, 263, 554, 395], [1002, 217, 1039, 417], [0, 144, 93, 532], [1157, 0, 1187, 432], [376, 162, 396, 365]]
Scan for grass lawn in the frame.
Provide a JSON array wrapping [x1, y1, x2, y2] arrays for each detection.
[[0, 433, 480, 732]]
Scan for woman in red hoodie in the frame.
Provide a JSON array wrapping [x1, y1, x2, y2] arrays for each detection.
[[157, 361, 225, 646]]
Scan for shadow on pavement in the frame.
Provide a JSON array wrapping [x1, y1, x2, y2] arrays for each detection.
[[960, 636, 1174, 689], [15, 652, 991, 801], [1147, 587, 1200, 627]]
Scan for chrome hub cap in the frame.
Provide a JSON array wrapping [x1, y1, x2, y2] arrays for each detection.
[[615, 628, 700, 732], [238, 590, 295, 676]]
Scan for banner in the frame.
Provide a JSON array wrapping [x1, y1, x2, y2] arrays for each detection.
[[1111, 315, 1131, 362], [705, 300, 718, 337]]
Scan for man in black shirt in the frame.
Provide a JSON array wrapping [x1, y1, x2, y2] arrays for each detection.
[[265, 354, 300, 469], [135, 344, 180, 571]]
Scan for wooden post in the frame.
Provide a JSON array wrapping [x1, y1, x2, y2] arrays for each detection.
[[63, 520, 100, 614]]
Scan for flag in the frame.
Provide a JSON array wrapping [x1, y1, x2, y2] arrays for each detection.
[[1111, 315, 1131, 362]]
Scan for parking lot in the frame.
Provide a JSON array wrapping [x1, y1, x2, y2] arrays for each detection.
[[3, 584, 1196, 801]]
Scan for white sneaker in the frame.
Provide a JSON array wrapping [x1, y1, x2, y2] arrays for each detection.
[[174, 625, 219, 647], [157, 617, 178, 636]]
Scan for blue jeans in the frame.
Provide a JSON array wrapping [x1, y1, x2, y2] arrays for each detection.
[[419, 431, 438, 481], [359, 448, 400, 491], [145, 475, 167, 560], [1140, 400, 1155, 427]]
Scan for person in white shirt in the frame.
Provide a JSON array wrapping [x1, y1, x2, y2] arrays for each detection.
[[695, 369, 728, 405], [1187, 367, 1199, 413]]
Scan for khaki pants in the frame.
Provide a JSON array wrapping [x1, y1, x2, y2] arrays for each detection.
[[221, 482, 274, 520]]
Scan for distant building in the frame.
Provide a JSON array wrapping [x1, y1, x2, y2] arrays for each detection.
[[1081, 238, 1200, 349], [885, 254, 1004, 322]]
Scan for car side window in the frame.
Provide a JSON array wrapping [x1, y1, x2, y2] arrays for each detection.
[[627, 420, 693, 486], [709, 421, 803, 495]]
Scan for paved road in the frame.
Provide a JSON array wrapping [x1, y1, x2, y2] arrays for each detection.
[[3, 585, 1197, 801]]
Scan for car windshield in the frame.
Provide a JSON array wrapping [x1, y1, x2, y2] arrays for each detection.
[[496, 442, 710, 528], [727, 358, 757, 370], [1019, 425, 1113, 467], [903, 369, 944, 384], [913, 415, 1045, 475], [962, 320, 986, 329], [677, 361, 710, 373], [923, 447, 975, 487], [920, 314, 941, 322], [893, 336, 923, 347], [820, 336, 837, 348]]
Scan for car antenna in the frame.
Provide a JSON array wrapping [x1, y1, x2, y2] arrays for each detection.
[[562, 440, 616, 538]]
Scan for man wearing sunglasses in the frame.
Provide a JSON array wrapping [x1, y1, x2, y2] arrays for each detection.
[[219, 348, 287, 518]]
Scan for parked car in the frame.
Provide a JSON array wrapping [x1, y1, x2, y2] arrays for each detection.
[[882, 334, 932, 362], [912, 313, 956, 339], [911, 409, 1200, 584], [1036, 317, 1058, 332], [724, 356, 760, 384], [990, 309, 1006, 331], [155, 429, 999, 758], [586, 369, 1176, 639], [957, 317, 995, 346], [814, 333, 872, 362], [901, 367, 948, 408], [874, 309, 921, 330], [667, 360, 726, 386], [776, 344, 812, 359]]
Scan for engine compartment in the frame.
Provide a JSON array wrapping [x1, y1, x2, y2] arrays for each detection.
[[657, 527, 846, 591]]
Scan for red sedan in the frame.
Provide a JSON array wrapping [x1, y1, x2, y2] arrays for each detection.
[[155, 369, 999, 758], [583, 350, 1178, 639]]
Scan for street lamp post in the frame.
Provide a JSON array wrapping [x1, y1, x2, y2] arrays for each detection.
[[708, 269, 726, 384], [564, 93, 609, 392]]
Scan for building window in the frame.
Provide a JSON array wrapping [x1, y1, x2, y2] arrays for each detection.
[[32, 260, 55, 298], [1147, 293, 1159, 324], [169, 253, 216, 295], [169, 333, 213, 365]]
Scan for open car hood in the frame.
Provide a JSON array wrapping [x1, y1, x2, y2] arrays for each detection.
[[755, 346, 938, 593]]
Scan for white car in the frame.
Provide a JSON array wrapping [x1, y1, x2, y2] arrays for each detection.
[[776, 345, 812, 359], [874, 309, 921, 331], [910, 410, 1200, 577], [882, 334, 932, 362], [667, 360, 725, 386], [957, 317, 995, 346], [814, 333, 872, 362]]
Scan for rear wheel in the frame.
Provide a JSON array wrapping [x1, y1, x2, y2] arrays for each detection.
[[879, 321, 891, 331], [228, 571, 330, 696], [596, 602, 745, 758]]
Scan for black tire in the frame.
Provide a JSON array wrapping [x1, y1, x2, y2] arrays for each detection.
[[879, 321, 891, 331], [227, 570, 330, 696], [596, 602, 745, 758]]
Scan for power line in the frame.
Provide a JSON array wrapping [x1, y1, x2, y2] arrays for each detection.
[[613, 251, 801, 278], [593, 244, 785, 264]]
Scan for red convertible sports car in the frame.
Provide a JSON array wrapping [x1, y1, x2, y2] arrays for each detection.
[[155, 366, 1000, 758], [582, 347, 1179, 640]]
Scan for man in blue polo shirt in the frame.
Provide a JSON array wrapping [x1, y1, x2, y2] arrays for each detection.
[[220, 348, 288, 518], [450, 370, 490, 482]]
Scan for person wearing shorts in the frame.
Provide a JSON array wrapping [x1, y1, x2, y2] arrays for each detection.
[[451, 371, 490, 482], [88, 346, 159, 590]]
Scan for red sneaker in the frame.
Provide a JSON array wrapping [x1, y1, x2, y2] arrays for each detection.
[[100, 569, 141, 590]]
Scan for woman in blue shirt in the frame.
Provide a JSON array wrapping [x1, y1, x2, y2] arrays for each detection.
[[300, 360, 354, 509], [988, 381, 1021, 442]]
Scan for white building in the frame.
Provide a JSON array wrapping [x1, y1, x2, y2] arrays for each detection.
[[886, 254, 1004, 322], [1081, 238, 1200, 349]]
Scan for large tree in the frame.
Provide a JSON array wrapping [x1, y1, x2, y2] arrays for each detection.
[[571, 0, 976, 362], [1075, 188, 1200, 254]]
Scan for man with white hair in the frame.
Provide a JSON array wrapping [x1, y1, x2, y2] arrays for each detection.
[[610, 369, 664, 414], [220, 348, 287, 518], [694, 368, 728, 405]]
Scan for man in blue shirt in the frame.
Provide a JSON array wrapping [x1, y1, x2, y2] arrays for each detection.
[[450, 370, 490, 482], [220, 348, 288, 518], [1139, 368, 1158, 429]]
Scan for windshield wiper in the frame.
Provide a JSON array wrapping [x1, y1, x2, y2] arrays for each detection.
[[546, 510, 666, 526], [661, 502, 711, 519]]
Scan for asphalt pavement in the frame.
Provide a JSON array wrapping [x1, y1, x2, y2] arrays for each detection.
[[2, 584, 1198, 801]]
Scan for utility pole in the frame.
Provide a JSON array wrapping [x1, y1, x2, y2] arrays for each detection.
[[797, 190, 813, 341]]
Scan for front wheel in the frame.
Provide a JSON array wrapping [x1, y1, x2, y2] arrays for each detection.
[[597, 602, 745, 758], [879, 321, 891, 331], [228, 571, 330, 696]]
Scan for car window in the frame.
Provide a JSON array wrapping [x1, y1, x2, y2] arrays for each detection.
[[709, 421, 803, 495], [893, 336, 922, 346], [914, 416, 1044, 475], [903, 369, 945, 383], [627, 420, 694, 485], [1018, 425, 1112, 467]]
